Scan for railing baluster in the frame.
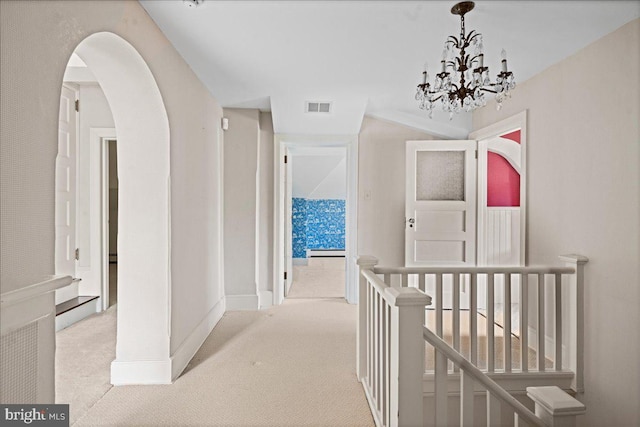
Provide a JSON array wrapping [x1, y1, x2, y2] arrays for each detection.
[[385, 302, 391, 427], [537, 273, 545, 372], [555, 273, 563, 372], [436, 274, 443, 337], [373, 290, 379, 405], [487, 273, 495, 372], [470, 273, 478, 365], [418, 273, 425, 293], [401, 273, 408, 287], [520, 273, 529, 372], [453, 273, 461, 372], [487, 390, 502, 427], [460, 369, 475, 427], [383, 273, 390, 286], [504, 273, 512, 372], [368, 284, 373, 385], [434, 347, 448, 426], [381, 300, 387, 422]]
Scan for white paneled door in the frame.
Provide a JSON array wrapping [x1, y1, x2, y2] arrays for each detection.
[[55, 85, 78, 277], [405, 140, 477, 267]]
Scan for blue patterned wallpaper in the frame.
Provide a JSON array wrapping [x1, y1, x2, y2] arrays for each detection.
[[292, 198, 345, 258]]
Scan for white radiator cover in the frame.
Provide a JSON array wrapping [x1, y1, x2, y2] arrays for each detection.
[[0, 276, 71, 403]]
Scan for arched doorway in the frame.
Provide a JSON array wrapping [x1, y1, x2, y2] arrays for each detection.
[[64, 32, 172, 385]]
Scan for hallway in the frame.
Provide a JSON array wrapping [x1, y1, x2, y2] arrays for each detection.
[[57, 295, 373, 425]]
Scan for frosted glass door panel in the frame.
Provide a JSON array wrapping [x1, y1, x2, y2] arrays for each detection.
[[416, 151, 465, 201]]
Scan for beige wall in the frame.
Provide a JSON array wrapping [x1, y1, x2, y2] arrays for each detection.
[[223, 109, 260, 301], [358, 116, 436, 266], [258, 112, 274, 306], [0, 0, 225, 375], [473, 19, 640, 426]]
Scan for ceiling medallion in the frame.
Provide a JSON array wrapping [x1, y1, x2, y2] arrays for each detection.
[[415, 1, 515, 118]]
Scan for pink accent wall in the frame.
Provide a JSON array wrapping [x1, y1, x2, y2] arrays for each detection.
[[487, 130, 521, 207]]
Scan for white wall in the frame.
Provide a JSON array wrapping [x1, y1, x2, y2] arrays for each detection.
[[74, 84, 115, 297], [292, 154, 346, 200], [1, 0, 225, 385], [472, 19, 639, 426], [357, 116, 436, 266]]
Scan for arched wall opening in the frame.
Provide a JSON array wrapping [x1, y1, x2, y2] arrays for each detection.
[[70, 32, 172, 384]]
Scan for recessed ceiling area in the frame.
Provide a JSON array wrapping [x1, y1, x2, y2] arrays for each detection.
[[140, 1, 639, 138]]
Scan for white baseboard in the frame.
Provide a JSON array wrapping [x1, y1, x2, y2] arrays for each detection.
[[258, 291, 273, 309], [111, 359, 172, 385], [170, 297, 226, 381], [292, 258, 308, 266], [225, 294, 259, 311], [55, 298, 99, 332]]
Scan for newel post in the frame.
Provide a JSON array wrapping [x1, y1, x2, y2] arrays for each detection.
[[559, 254, 588, 393], [356, 256, 378, 381], [527, 386, 586, 427], [386, 286, 431, 427]]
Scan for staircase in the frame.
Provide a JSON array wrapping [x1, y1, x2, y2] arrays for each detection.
[[356, 255, 587, 427]]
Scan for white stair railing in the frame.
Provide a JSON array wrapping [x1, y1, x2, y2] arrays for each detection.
[[424, 327, 585, 427], [356, 256, 430, 427], [356, 255, 588, 427]]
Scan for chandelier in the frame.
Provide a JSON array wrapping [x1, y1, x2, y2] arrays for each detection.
[[415, 1, 515, 118]]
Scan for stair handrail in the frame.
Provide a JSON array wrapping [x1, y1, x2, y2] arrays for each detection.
[[423, 326, 546, 427]]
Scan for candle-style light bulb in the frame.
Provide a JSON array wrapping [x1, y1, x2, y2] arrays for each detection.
[[422, 62, 428, 85], [501, 49, 508, 72]]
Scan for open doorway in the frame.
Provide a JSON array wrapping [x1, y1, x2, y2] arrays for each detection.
[[106, 139, 118, 307], [288, 148, 347, 299], [274, 135, 359, 305]]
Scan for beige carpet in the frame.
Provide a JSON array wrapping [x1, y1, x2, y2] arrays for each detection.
[[424, 309, 553, 372], [58, 290, 373, 425], [288, 257, 345, 299], [56, 306, 116, 425]]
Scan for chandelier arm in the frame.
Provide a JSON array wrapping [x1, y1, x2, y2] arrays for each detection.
[[479, 87, 498, 94]]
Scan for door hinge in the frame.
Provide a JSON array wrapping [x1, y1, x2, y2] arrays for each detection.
[[284, 271, 287, 280], [284, 155, 288, 164], [75, 248, 80, 261], [75, 99, 79, 112]]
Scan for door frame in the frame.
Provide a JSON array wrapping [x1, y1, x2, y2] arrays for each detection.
[[93, 128, 118, 311], [274, 134, 358, 305], [469, 111, 527, 266]]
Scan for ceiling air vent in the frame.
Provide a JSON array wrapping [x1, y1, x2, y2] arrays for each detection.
[[306, 101, 332, 114]]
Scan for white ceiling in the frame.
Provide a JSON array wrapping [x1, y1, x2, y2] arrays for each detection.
[[140, 0, 639, 138]]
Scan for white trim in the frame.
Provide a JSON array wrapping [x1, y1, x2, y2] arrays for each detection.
[[292, 258, 308, 266], [469, 111, 527, 267], [258, 291, 273, 309], [273, 134, 359, 305], [225, 294, 260, 311], [170, 297, 226, 380], [110, 360, 172, 385], [90, 127, 117, 311]]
